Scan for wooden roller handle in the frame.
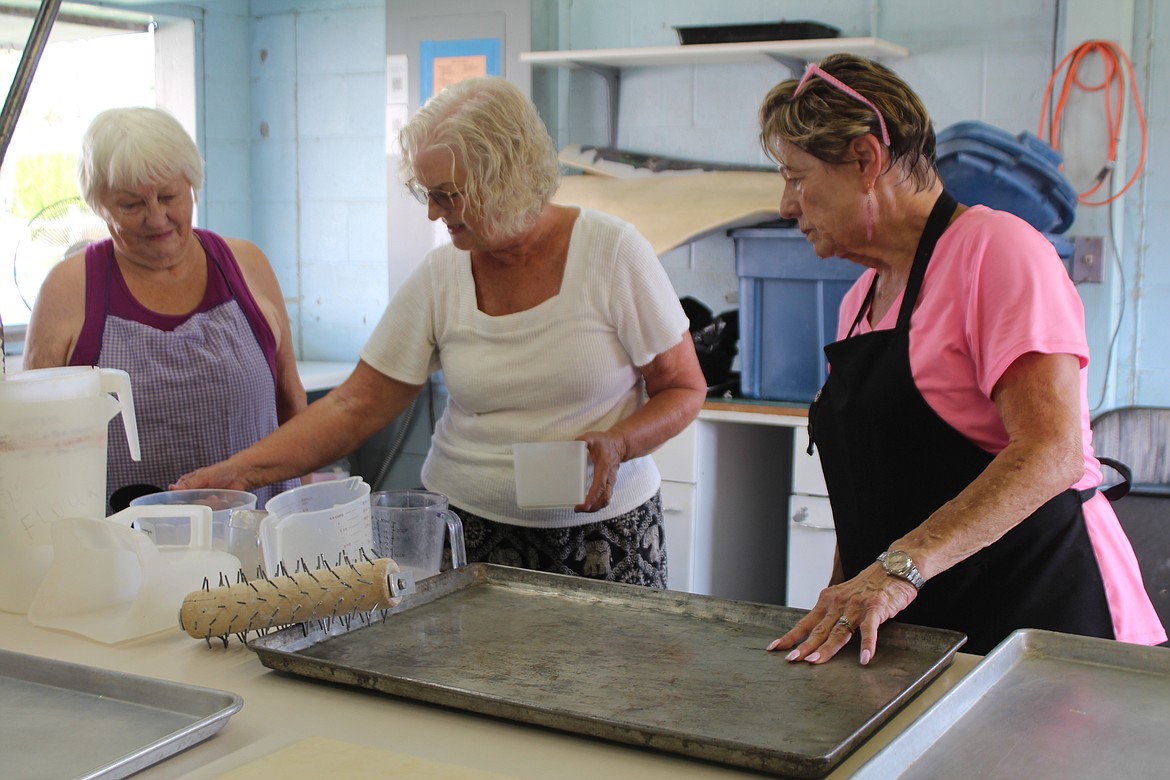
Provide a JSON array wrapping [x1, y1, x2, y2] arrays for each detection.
[[180, 558, 407, 639]]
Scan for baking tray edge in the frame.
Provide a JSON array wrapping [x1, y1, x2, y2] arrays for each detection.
[[0, 648, 242, 780], [849, 628, 1170, 778]]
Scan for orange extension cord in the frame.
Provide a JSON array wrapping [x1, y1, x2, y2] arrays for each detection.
[[1038, 40, 1148, 206]]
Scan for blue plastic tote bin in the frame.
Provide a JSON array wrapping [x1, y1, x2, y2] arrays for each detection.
[[733, 227, 864, 402]]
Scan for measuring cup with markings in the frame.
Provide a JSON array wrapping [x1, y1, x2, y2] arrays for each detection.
[[370, 490, 466, 580], [260, 477, 373, 575]]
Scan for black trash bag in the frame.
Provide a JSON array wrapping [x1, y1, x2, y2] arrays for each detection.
[[680, 296, 739, 395]]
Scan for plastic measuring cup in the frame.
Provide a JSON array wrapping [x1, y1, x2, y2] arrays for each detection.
[[129, 489, 257, 551], [260, 477, 373, 575], [370, 490, 466, 580]]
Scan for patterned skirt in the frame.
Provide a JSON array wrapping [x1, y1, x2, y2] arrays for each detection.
[[450, 492, 668, 588]]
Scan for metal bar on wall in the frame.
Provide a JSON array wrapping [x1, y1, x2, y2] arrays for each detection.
[[0, 0, 63, 170]]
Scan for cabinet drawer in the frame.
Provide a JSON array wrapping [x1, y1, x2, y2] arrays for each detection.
[[786, 494, 837, 609], [789, 492, 835, 530], [791, 426, 828, 496], [652, 421, 698, 483]]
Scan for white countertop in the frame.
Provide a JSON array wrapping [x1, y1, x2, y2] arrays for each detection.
[[295, 360, 353, 393], [0, 610, 978, 779]]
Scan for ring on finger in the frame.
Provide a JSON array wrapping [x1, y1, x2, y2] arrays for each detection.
[[835, 615, 854, 631]]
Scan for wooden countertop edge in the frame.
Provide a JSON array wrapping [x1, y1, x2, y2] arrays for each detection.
[[701, 399, 809, 419]]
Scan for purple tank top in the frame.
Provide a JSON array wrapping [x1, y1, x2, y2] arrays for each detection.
[[71, 230, 297, 509]]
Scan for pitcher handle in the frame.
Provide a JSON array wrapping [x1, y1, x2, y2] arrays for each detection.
[[438, 509, 466, 569], [98, 368, 141, 462]]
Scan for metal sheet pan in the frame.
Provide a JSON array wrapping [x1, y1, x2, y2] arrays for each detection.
[[249, 563, 965, 778], [0, 648, 242, 780], [852, 629, 1170, 779]]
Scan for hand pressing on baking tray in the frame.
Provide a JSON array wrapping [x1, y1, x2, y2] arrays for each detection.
[[766, 561, 919, 665]]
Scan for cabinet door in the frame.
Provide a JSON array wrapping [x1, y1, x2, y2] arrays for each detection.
[[660, 480, 696, 594], [651, 421, 698, 484], [786, 494, 837, 609]]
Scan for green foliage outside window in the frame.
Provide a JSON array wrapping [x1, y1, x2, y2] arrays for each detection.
[[9, 152, 79, 220]]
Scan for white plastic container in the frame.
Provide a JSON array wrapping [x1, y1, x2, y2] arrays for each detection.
[[27, 505, 241, 644], [0, 366, 140, 614], [260, 477, 374, 575], [512, 441, 589, 509]]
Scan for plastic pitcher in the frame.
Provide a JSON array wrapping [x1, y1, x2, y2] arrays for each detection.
[[370, 490, 466, 580], [0, 366, 140, 613], [260, 477, 374, 575], [27, 504, 241, 644]]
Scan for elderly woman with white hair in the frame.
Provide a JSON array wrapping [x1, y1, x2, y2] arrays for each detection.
[[177, 76, 706, 587], [25, 106, 304, 510]]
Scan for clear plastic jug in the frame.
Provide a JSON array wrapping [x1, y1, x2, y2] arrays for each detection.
[[0, 366, 140, 613], [370, 490, 466, 580]]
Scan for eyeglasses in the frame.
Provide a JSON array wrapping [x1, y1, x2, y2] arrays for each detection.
[[793, 63, 891, 147], [406, 179, 462, 210]]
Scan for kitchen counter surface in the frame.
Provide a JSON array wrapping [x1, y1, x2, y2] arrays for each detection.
[[0, 610, 978, 779], [3, 355, 354, 396], [295, 360, 353, 394]]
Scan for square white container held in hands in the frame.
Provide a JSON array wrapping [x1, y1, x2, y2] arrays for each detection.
[[512, 441, 588, 509]]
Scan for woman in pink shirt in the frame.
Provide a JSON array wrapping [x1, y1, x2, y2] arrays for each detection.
[[759, 54, 1165, 661]]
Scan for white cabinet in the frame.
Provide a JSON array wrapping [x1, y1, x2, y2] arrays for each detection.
[[655, 422, 698, 593], [653, 411, 794, 604], [658, 480, 696, 594], [653, 407, 837, 608], [787, 427, 837, 609]]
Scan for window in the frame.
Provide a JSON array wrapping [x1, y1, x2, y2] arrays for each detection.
[[1, 10, 153, 347]]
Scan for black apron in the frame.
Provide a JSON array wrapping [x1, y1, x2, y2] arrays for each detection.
[[807, 191, 1114, 654]]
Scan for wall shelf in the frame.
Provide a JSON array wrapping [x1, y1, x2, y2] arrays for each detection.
[[520, 37, 908, 69], [521, 37, 908, 147]]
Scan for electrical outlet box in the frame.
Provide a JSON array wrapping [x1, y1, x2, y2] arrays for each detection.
[[1072, 236, 1105, 283]]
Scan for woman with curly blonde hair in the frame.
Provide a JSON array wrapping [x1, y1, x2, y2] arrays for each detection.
[[178, 77, 706, 587]]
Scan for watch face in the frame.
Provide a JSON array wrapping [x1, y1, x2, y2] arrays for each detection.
[[885, 551, 912, 575]]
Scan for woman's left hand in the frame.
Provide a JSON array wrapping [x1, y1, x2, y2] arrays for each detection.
[[575, 430, 627, 512], [570, 334, 707, 513], [766, 564, 919, 665]]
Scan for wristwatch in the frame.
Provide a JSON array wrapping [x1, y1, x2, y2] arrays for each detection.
[[878, 550, 925, 590]]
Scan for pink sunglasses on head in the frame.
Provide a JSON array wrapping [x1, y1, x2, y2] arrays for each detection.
[[794, 62, 891, 146]]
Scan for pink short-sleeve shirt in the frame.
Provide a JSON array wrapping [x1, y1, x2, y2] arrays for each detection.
[[834, 205, 1165, 645]]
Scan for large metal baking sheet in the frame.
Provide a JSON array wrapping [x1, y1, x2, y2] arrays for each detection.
[[852, 629, 1170, 779], [250, 563, 965, 777], [0, 648, 242, 780]]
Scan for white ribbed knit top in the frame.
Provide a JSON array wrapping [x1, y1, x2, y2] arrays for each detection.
[[360, 208, 689, 527]]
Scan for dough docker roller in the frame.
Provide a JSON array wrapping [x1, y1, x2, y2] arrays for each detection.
[[179, 554, 415, 647]]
